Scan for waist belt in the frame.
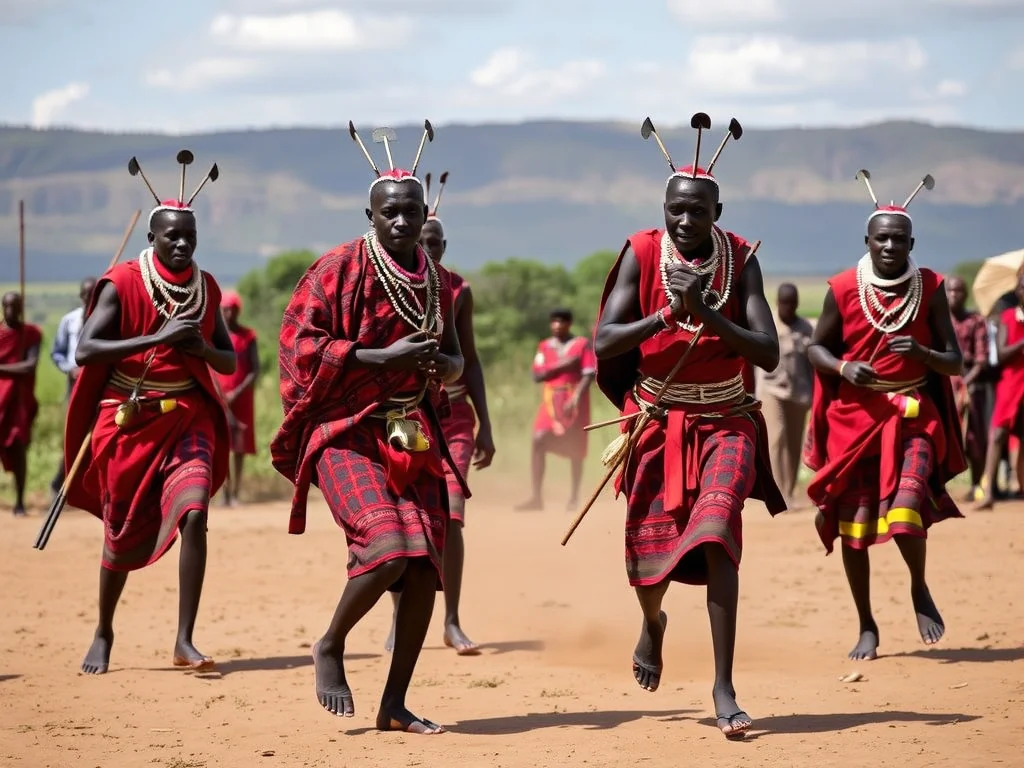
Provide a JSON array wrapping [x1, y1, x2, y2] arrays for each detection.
[[109, 369, 197, 395], [635, 372, 746, 407], [367, 389, 430, 452], [865, 376, 927, 394]]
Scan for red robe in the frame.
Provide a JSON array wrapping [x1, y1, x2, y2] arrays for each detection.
[[531, 334, 595, 459], [802, 266, 965, 552], [990, 307, 1024, 432], [216, 325, 258, 454], [64, 260, 229, 570], [0, 323, 42, 470], [270, 237, 469, 538], [597, 229, 785, 586], [440, 272, 476, 523]]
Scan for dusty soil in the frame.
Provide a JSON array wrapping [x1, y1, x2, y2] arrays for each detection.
[[2, 475, 1022, 768]]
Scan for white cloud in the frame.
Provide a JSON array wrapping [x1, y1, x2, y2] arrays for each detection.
[[145, 57, 264, 92], [466, 47, 605, 100], [209, 9, 413, 51], [31, 82, 90, 127], [686, 36, 927, 95], [936, 79, 968, 97], [667, 0, 1024, 31]]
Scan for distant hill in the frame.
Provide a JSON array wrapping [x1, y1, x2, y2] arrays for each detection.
[[1, 119, 1022, 282]]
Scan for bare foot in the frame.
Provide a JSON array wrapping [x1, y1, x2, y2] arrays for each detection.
[[312, 639, 354, 716], [172, 638, 215, 671], [443, 624, 480, 656], [713, 685, 751, 739], [975, 497, 994, 511], [912, 586, 945, 645], [565, 498, 578, 512], [376, 706, 445, 734], [514, 498, 543, 512], [81, 630, 113, 675], [12, 505, 26, 518], [632, 611, 667, 691], [849, 622, 880, 661]]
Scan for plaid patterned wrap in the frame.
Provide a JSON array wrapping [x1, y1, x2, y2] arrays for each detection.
[[815, 435, 961, 553], [315, 420, 446, 589], [100, 425, 214, 571], [442, 396, 476, 524], [623, 420, 758, 586]]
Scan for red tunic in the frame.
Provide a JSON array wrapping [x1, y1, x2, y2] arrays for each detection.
[[990, 307, 1024, 432], [440, 272, 476, 523], [531, 334, 595, 459], [216, 325, 258, 454], [596, 228, 784, 586], [64, 259, 230, 570], [802, 266, 965, 552], [270, 236, 469, 538], [0, 323, 42, 470]]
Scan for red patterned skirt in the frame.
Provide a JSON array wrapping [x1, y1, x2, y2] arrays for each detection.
[[315, 420, 447, 591], [441, 396, 476, 524], [623, 424, 756, 586], [815, 435, 961, 553], [100, 428, 215, 572]]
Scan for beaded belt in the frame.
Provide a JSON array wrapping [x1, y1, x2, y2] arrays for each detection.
[[635, 372, 746, 407], [109, 369, 197, 395]]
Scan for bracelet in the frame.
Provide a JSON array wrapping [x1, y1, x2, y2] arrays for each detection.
[[838, 361, 848, 377], [657, 306, 672, 329]]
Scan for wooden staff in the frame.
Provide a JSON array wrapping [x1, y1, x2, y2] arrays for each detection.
[[561, 239, 761, 546], [109, 210, 141, 270], [18, 200, 25, 310]]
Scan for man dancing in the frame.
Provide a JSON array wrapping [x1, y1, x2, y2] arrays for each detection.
[[593, 115, 784, 739], [385, 172, 496, 656], [516, 308, 595, 511], [66, 152, 233, 674], [803, 172, 965, 662], [216, 289, 259, 506], [0, 292, 41, 516], [271, 122, 464, 734]]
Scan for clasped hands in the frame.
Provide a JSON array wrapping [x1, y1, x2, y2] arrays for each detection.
[[382, 330, 452, 379], [664, 263, 705, 318], [841, 335, 929, 386]]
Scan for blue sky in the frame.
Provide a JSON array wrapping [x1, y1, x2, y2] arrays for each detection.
[[1, 0, 1023, 134]]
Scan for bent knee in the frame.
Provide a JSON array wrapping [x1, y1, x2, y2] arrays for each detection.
[[180, 508, 208, 532]]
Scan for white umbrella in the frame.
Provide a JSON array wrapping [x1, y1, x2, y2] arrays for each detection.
[[972, 248, 1024, 317]]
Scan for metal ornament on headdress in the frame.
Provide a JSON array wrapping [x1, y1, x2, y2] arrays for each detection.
[[706, 118, 742, 175], [431, 171, 449, 218], [855, 169, 879, 207], [175, 149, 194, 205], [372, 127, 397, 171], [349, 121, 381, 177], [410, 120, 434, 176], [858, 169, 935, 223], [129, 150, 219, 226], [903, 174, 935, 208], [689, 112, 711, 179], [641, 117, 676, 172]]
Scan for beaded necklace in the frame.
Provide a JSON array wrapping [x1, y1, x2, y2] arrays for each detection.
[[138, 247, 206, 320], [364, 230, 442, 334], [658, 226, 733, 332], [855, 254, 923, 333]]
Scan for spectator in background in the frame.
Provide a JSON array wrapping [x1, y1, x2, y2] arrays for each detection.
[[757, 283, 814, 508], [49, 276, 96, 497], [216, 290, 259, 506], [946, 276, 989, 499]]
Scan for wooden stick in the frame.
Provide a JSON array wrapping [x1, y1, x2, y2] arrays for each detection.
[[33, 428, 93, 550], [108, 210, 141, 270], [584, 412, 639, 431], [18, 200, 25, 310], [561, 238, 761, 547]]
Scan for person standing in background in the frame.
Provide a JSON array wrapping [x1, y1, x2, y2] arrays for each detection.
[[49, 276, 96, 498], [757, 283, 814, 508], [216, 290, 259, 506]]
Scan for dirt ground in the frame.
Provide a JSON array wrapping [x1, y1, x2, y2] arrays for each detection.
[[2, 474, 1022, 768]]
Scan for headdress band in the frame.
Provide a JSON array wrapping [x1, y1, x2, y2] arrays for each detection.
[[641, 114, 742, 193], [128, 150, 218, 228], [856, 169, 934, 226], [349, 120, 434, 196]]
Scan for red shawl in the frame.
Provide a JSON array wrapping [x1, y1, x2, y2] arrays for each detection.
[[270, 237, 469, 535], [64, 261, 230, 516], [803, 266, 966, 503], [0, 323, 42, 448]]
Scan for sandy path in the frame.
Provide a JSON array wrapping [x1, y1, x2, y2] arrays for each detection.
[[2, 476, 1022, 767]]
